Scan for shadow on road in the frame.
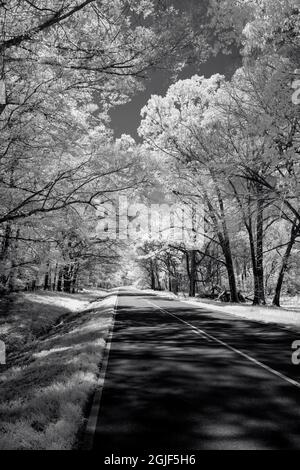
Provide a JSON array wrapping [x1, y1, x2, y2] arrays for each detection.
[[93, 297, 300, 450]]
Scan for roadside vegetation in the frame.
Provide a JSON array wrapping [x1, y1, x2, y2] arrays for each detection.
[[0, 290, 114, 450], [0, 1, 299, 309], [133, 1, 300, 308]]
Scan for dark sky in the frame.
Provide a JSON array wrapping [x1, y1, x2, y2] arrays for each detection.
[[109, 0, 242, 140], [109, 51, 241, 140]]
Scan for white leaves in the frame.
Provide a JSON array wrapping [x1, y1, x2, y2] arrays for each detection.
[[127, 0, 154, 18], [208, 0, 299, 58], [0, 80, 6, 105], [115, 134, 136, 152], [139, 74, 226, 159]]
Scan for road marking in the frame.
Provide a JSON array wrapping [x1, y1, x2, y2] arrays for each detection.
[[146, 299, 300, 390], [83, 289, 119, 450]]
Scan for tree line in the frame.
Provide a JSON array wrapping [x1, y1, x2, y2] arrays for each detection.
[[0, 0, 206, 295], [0, 1, 299, 309], [135, 0, 300, 306]]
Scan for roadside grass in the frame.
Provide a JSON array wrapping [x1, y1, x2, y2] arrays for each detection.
[[142, 289, 300, 330], [0, 290, 114, 450], [181, 296, 300, 328]]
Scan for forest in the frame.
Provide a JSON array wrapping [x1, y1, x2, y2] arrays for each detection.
[[0, 0, 299, 308]]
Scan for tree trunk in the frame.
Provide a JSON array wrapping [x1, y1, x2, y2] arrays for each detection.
[[150, 259, 156, 290], [247, 219, 261, 305], [44, 262, 50, 290], [71, 262, 79, 293], [7, 228, 20, 291], [273, 221, 300, 307], [52, 262, 58, 291], [205, 186, 239, 303], [253, 191, 265, 305], [57, 268, 63, 292], [0, 222, 11, 260], [155, 267, 161, 290], [63, 265, 72, 293], [189, 250, 197, 297], [0, 222, 11, 284], [223, 243, 239, 303]]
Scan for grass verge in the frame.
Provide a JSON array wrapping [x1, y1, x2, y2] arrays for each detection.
[[141, 289, 300, 330], [0, 290, 115, 450]]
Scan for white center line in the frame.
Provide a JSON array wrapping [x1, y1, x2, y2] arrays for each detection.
[[146, 299, 300, 390]]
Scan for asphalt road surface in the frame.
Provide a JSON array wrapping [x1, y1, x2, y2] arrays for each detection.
[[91, 288, 300, 450]]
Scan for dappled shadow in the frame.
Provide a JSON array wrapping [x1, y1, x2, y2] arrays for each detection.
[[0, 297, 113, 449], [99, 291, 163, 301], [0, 295, 74, 361], [93, 295, 300, 450], [0, 291, 115, 362]]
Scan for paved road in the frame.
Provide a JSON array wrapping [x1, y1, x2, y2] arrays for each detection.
[[91, 288, 300, 450]]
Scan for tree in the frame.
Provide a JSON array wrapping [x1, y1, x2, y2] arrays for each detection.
[[208, 0, 300, 60], [0, 1, 212, 294], [210, 57, 300, 304], [139, 74, 241, 301]]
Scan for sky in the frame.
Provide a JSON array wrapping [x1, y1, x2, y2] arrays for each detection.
[[109, 0, 242, 140], [109, 51, 241, 140]]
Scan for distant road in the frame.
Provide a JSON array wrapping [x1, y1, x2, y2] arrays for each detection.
[[90, 288, 300, 450]]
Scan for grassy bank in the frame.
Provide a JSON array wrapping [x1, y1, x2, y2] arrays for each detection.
[[0, 290, 114, 450], [142, 289, 300, 330]]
